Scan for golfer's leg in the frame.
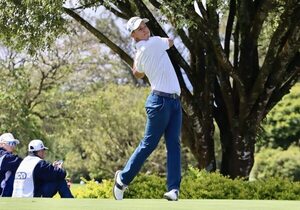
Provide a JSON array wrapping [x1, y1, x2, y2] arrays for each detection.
[[165, 99, 182, 191], [121, 94, 168, 185]]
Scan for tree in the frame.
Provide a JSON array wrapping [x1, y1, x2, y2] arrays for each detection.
[[0, 0, 299, 179], [0, 19, 135, 154], [0, 46, 70, 154], [257, 83, 300, 150], [52, 84, 163, 181]]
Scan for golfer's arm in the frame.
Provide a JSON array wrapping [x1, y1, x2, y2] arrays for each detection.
[[132, 65, 145, 79]]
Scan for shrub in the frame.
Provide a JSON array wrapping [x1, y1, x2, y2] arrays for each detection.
[[73, 178, 114, 198], [125, 174, 166, 199], [250, 177, 300, 200], [71, 167, 300, 200], [180, 167, 249, 199], [250, 145, 300, 181]]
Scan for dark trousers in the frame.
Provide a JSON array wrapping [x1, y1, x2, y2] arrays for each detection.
[[40, 180, 73, 198]]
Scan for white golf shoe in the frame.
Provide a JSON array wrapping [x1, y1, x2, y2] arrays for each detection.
[[113, 170, 127, 200], [164, 189, 179, 201]]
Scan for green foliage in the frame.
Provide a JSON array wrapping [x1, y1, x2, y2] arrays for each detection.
[[180, 167, 247, 199], [250, 145, 300, 181], [53, 84, 148, 182], [258, 83, 300, 149], [125, 174, 166, 199], [71, 167, 300, 200], [0, 65, 44, 155], [160, 0, 196, 29], [251, 177, 300, 200], [0, 43, 74, 157], [0, 0, 66, 54], [73, 178, 113, 198]]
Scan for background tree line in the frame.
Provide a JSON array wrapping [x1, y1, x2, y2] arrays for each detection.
[[0, 0, 299, 180], [1, 20, 299, 182]]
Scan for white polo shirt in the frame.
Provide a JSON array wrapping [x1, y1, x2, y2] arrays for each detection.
[[135, 36, 181, 95]]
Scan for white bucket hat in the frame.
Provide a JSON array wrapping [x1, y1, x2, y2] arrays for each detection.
[[126, 16, 149, 34], [28, 139, 48, 152], [0, 133, 20, 144]]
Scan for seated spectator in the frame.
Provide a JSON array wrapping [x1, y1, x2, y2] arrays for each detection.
[[12, 139, 73, 198], [0, 133, 23, 197]]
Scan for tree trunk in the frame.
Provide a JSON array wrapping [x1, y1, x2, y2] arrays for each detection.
[[219, 120, 256, 179], [181, 102, 216, 171]]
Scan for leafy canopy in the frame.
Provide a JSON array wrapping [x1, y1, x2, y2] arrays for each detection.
[[0, 0, 66, 53]]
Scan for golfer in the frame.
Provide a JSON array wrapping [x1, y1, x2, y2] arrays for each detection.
[[113, 16, 182, 201]]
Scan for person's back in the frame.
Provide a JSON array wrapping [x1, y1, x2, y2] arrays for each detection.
[[12, 139, 73, 198], [0, 133, 22, 197]]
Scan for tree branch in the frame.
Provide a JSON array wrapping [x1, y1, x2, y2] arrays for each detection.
[[251, 0, 275, 43], [148, 0, 161, 9], [224, 0, 236, 57], [248, 3, 300, 117], [72, 0, 103, 10], [63, 7, 133, 67], [104, 0, 133, 19]]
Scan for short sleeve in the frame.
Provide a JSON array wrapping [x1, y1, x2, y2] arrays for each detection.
[[153, 36, 169, 51], [134, 50, 144, 73]]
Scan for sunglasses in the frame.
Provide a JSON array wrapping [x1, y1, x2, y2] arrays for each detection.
[[7, 142, 17, 147]]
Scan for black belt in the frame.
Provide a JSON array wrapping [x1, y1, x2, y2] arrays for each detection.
[[152, 90, 180, 99]]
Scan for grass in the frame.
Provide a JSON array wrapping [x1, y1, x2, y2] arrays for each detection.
[[0, 198, 300, 210]]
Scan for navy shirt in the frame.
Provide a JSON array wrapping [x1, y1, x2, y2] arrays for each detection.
[[32, 158, 67, 197], [0, 148, 23, 197]]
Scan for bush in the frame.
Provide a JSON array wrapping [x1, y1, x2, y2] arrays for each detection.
[[125, 174, 166, 199], [250, 145, 300, 181], [73, 178, 114, 198], [71, 167, 300, 200], [258, 83, 300, 150], [180, 167, 249, 199]]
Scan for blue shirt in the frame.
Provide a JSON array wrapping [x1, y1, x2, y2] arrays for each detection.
[[0, 148, 23, 197]]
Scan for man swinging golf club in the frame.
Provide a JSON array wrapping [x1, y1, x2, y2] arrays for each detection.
[[113, 16, 182, 201]]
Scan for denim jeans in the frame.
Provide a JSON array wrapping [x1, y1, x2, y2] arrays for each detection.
[[120, 92, 182, 191]]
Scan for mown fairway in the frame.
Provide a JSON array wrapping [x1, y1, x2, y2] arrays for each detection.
[[0, 198, 300, 210]]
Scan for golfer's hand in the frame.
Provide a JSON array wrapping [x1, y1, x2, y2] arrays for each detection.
[[132, 66, 145, 79]]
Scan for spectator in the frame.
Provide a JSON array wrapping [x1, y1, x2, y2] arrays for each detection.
[[12, 139, 73, 198], [0, 133, 23, 197]]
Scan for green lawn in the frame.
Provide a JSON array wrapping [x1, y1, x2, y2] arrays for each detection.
[[0, 198, 299, 210]]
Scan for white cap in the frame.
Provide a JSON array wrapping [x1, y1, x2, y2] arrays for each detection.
[[126, 16, 149, 34], [0, 133, 20, 144], [28, 139, 48, 152]]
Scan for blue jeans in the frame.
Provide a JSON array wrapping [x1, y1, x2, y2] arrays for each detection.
[[120, 92, 182, 191]]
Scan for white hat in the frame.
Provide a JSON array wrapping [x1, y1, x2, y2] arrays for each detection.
[[0, 133, 20, 144], [28, 139, 48, 152], [126, 16, 149, 34]]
